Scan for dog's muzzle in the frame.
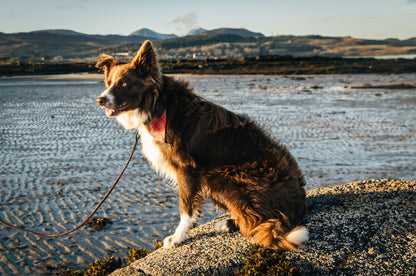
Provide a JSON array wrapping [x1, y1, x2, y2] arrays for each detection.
[[96, 96, 107, 107]]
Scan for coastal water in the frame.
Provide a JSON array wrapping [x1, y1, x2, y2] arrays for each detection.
[[0, 73, 415, 274]]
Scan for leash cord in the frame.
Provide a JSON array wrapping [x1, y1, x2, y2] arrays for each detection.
[[0, 131, 140, 238]]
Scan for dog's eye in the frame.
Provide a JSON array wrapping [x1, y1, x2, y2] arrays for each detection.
[[121, 81, 128, 87]]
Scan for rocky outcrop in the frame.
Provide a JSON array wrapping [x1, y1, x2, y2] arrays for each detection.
[[111, 179, 416, 275]]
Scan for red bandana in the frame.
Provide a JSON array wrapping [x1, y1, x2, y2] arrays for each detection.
[[144, 103, 166, 143]]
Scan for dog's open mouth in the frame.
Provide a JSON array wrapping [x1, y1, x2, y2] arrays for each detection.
[[105, 101, 131, 117]]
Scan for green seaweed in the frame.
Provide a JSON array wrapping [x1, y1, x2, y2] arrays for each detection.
[[126, 241, 162, 263], [59, 257, 122, 276], [58, 241, 162, 276], [235, 245, 302, 276], [125, 247, 150, 264], [60, 241, 302, 276], [86, 217, 113, 231], [84, 257, 123, 276], [59, 268, 83, 276]]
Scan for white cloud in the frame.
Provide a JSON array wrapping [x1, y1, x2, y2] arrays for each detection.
[[172, 11, 198, 34]]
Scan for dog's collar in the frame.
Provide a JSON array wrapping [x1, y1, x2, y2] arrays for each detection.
[[144, 102, 166, 143]]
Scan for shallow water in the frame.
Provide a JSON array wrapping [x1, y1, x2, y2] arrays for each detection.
[[0, 74, 415, 274]]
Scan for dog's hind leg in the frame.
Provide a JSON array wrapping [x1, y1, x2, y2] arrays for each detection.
[[163, 167, 204, 248], [209, 198, 239, 233], [214, 218, 239, 233]]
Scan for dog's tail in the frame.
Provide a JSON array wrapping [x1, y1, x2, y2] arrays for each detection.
[[250, 219, 309, 251]]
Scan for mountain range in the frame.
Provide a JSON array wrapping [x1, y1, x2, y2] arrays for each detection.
[[1, 27, 415, 61], [0, 27, 266, 60]]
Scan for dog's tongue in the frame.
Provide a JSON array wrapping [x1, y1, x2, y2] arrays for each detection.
[[105, 108, 116, 117], [104, 102, 129, 117]]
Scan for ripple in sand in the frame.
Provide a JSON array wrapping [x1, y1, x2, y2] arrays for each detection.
[[0, 74, 415, 274]]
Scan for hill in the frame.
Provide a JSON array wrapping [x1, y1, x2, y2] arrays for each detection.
[[0, 30, 147, 60], [0, 28, 415, 61], [129, 28, 177, 40], [187, 27, 208, 36], [197, 27, 265, 37], [30, 29, 88, 36], [112, 34, 416, 60]]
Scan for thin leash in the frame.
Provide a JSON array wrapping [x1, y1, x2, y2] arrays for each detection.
[[0, 131, 140, 238]]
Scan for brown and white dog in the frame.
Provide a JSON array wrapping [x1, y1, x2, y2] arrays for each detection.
[[96, 41, 308, 250]]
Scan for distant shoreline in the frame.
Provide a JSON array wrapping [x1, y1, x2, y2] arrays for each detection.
[[1, 55, 416, 76], [0, 72, 104, 81]]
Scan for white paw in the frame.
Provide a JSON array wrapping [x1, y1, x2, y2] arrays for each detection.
[[286, 226, 309, 245], [215, 219, 231, 233], [163, 234, 182, 248], [163, 214, 193, 248]]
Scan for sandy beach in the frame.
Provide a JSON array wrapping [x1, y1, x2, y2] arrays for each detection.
[[0, 73, 415, 274]]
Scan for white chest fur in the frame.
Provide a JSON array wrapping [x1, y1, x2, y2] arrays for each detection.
[[138, 125, 177, 183], [116, 109, 148, 130]]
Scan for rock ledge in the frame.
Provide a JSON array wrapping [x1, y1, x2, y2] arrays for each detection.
[[111, 179, 416, 275]]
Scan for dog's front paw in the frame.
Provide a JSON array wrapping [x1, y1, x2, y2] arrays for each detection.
[[163, 235, 181, 248]]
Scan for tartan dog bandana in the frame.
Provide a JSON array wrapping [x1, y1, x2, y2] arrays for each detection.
[[144, 102, 166, 143]]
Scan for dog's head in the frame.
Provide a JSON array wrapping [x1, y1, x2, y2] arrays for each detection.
[[96, 40, 162, 119]]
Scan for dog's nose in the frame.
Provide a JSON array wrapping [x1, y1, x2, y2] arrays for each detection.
[[97, 96, 107, 106]]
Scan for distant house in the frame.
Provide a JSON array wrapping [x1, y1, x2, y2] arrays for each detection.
[[192, 52, 207, 59], [114, 52, 131, 57], [41, 56, 52, 61]]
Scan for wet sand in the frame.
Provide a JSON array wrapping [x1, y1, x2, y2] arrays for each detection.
[[0, 73, 415, 274]]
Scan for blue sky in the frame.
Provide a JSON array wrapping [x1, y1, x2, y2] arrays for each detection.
[[2, 0, 416, 39]]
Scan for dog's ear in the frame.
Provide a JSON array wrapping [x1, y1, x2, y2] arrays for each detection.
[[132, 40, 162, 87], [96, 54, 118, 79]]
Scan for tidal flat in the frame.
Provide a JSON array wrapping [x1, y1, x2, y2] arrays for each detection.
[[0, 73, 415, 274]]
